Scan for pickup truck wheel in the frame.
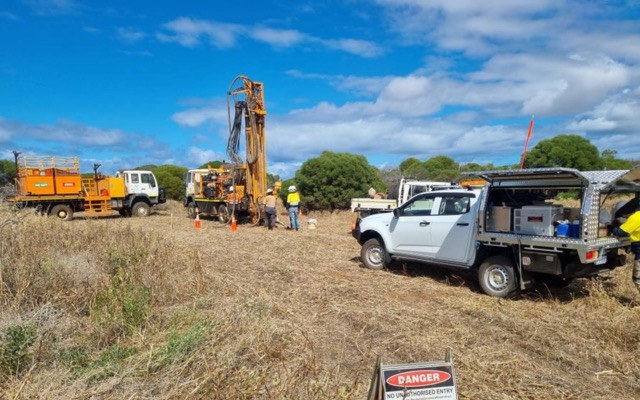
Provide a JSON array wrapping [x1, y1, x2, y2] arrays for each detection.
[[132, 202, 150, 217], [361, 238, 388, 270], [50, 204, 73, 221], [478, 256, 517, 298]]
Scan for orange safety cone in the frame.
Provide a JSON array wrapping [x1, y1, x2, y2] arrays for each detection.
[[231, 216, 237, 232], [194, 213, 201, 229]]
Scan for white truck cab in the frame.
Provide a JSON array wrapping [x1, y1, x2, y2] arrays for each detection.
[[115, 170, 165, 216], [396, 179, 458, 205], [355, 167, 640, 297], [118, 170, 159, 197], [184, 169, 209, 199]]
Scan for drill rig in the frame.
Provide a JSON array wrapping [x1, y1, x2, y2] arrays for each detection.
[[226, 75, 275, 224]]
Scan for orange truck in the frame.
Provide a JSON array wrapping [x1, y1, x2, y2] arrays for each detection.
[[6, 154, 165, 220]]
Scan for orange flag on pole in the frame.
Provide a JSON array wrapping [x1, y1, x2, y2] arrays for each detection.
[[519, 116, 535, 169]]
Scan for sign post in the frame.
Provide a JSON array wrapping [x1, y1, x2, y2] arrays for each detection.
[[368, 350, 457, 400]]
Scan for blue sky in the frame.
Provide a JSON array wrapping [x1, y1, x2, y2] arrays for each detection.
[[2, 0, 640, 177]]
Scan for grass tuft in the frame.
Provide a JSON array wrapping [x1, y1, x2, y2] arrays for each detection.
[[0, 323, 37, 377]]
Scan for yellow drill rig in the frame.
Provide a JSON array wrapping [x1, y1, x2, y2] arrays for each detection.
[[227, 75, 279, 224]]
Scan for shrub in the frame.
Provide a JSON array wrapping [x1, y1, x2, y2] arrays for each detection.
[[0, 323, 37, 376], [91, 247, 152, 345]]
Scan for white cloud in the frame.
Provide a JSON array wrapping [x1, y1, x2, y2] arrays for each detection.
[[36, 119, 124, 145], [374, 75, 441, 116], [318, 38, 384, 58], [567, 117, 617, 131], [0, 117, 170, 155], [286, 70, 393, 96], [264, 110, 532, 168], [375, 0, 558, 51], [0, 119, 13, 142], [267, 161, 302, 179], [171, 100, 228, 128], [116, 27, 147, 43], [249, 27, 306, 47], [187, 147, 228, 166], [158, 17, 383, 57], [567, 89, 640, 133], [157, 17, 242, 48], [264, 60, 639, 170]]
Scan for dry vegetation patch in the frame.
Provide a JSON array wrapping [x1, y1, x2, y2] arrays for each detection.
[[1, 201, 639, 399]]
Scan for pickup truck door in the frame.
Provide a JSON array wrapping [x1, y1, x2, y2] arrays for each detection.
[[429, 193, 477, 263], [389, 194, 437, 256]]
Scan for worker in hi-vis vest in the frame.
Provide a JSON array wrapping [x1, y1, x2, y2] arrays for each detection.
[[226, 186, 241, 223], [286, 185, 301, 231], [610, 205, 640, 290]]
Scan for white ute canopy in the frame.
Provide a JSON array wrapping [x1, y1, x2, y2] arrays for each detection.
[[470, 167, 640, 191], [599, 166, 640, 192]]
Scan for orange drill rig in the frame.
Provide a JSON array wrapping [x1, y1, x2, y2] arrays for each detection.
[[226, 75, 278, 224]]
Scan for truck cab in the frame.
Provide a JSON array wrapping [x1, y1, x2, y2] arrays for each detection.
[[116, 170, 166, 216], [396, 178, 459, 205], [184, 169, 210, 205], [183, 167, 235, 222], [356, 167, 640, 298]]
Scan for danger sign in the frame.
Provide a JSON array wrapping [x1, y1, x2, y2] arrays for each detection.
[[386, 370, 451, 387], [368, 351, 457, 400]]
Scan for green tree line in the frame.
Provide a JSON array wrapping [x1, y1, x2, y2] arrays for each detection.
[[1, 135, 636, 209]]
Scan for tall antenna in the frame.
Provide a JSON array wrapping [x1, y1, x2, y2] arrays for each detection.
[[519, 116, 535, 169]]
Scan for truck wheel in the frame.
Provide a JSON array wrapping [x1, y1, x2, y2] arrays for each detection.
[[478, 256, 518, 298], [132, 202, 150, 217], [50, 204, 73, 221], [187, 203, 197, 219], [361, 238, 388, 270], [217, 204, 230, 223]]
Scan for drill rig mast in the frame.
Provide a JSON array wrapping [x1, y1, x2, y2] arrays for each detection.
[[227, 75, 269, 224]]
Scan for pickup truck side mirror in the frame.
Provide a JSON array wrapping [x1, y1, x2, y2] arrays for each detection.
[[393, 208, 401, 218]]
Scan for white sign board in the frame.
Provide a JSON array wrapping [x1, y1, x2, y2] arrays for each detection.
[[368, 351, 457, 400]]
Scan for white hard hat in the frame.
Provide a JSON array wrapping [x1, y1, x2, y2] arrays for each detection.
[[228, 186, 234, 192], [267, 188, 273, 194], [288, 185, 296, 193]]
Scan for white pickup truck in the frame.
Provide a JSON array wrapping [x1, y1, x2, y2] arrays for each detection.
[[351, 178, 456, 217], [354, 167, 640, 297]]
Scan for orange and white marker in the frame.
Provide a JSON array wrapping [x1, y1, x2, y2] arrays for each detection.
[[194, 213, 201, 229]]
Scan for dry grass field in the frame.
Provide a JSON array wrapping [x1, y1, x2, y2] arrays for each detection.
[[1, 200, 639, 399]]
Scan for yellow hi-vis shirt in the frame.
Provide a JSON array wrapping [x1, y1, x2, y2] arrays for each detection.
[[287, 192, 300, 206], [620, 211, 640, 243]]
